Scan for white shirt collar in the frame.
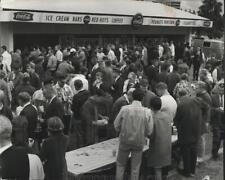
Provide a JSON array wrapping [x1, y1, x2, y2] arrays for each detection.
[[0, 143, 12, 155], [123, 94, 130, 104], [49, 95, 57, 104], [115, 75, 120, 82], [131, 100, 142, 106], [20, 102, 31, 113]]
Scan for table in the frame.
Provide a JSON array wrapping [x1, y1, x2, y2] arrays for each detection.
[[66, 135, 178, 177]]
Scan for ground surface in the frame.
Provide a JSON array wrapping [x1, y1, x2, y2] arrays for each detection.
[[168, 154, 223, 180]]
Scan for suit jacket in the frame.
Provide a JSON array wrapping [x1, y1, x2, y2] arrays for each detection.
[[112, 76, 125, 101], [0, 146, 29, 179], [71, 90, 90, 120], [157, 72, 168, 83], [45, 97, 64, 120], [20, 104, 38, 138], [174, 96, 208, 145], [110, 95, 129, 124], [146, 65, 158, 90], [166, 72, 181, 95]]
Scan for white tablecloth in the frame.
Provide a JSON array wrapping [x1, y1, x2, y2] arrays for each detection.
[[66, 135, 178, 176]]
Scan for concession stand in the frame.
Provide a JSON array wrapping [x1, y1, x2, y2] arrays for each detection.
[[0, 0, 212, 51]]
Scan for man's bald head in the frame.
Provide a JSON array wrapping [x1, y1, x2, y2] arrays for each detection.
[[0, 116, 12, 145]]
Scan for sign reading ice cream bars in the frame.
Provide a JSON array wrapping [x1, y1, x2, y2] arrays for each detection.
[[42, 13, 130, 25]]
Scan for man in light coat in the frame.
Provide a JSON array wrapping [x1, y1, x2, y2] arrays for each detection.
[[114, 88, 153, 180]]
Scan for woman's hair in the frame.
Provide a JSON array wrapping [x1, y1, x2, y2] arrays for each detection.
[[47, 116, 64, 134]]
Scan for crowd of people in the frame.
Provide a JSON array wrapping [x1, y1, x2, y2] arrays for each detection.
[[0, 40, 224, 180]]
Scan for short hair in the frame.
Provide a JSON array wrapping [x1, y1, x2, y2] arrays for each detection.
[[132, 88, 145, 101], [150, 96, 162, 111], [27, 62, 35, 70], [22, 72, 30, 84], [139, 79, 149, 88], [47, 116, 64, 132], [74, 79, 83, 91], [55, 71, 66, 80], [1, 45, 7, 51], [181, 73, 189, 81], [155, 82, 168, 90], [18, 92, 31, 103], [43, 76, 54, 86], [0, 115, 12, 142]]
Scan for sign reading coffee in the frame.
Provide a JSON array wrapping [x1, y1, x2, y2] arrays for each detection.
[[13, 12, 33, 21]]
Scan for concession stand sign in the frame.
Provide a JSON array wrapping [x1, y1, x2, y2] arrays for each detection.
[[0, 10, 213, 28]]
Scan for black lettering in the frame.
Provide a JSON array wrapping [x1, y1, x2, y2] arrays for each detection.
[[46, 15, 53, 21]]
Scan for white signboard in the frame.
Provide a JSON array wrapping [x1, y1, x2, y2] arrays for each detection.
[[0, 10, 213, 28]]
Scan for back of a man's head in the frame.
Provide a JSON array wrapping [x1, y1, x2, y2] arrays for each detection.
[[132, 88, 145, 102], [155, 82, 168, 91], [0, 115, 12, 145], [155, 82, 168, 96], [74, 79, 83, 91]]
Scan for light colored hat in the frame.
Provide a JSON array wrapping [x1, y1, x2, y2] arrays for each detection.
[[70, 48, 76, 53]]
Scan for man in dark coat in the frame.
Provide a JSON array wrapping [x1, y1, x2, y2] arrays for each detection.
[[174, 94, 208, 177], [42, 81, 65, 138], [139, 79, 156, 108], [109, 88, 134, 138], [210, 80, 224, 159], [18, 92, 38, 139], [157, 62, 170, 83], [26, 62, 42, 90], [166, 63, 181, 96], [0, 116, 44, 180], [145, 60, 159, 92], [43, 83, 64, 121], [71, 79, 90, 148], [111, 68, 125, 102]]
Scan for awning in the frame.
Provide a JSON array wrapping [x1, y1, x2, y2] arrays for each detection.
[[0, 0, 212, 28]]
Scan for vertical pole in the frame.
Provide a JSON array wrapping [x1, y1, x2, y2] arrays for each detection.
[[132, 34, 135, 46]]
